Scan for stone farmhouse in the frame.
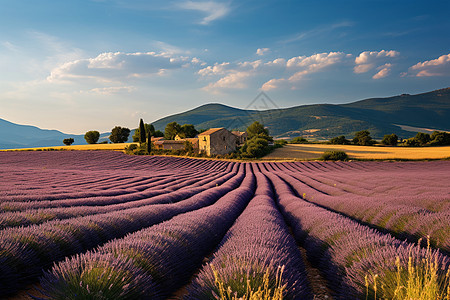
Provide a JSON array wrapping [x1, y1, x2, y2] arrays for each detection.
[[151, 128, 246, 156], [231, 130, 248, 145], [199, 128, 241, 156]]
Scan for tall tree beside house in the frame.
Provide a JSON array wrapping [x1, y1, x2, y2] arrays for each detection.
[[84, 130, 100, 144], [132, 123, 156, 142], [139, 119, 146, 144], [109, 126, 130, 143], [147, 131, 152, 153], [240, 121, 274, 158], [246, 121, 272, 141], [165, 122, 181, 140], [179, 124, 198, 138]]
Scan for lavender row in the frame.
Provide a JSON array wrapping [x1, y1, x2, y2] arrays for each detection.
[[184, 164, 311, 299], [278, 161, 450, 210], [0, 164, 246, 296], [38, 164, 256, 299], [0, 151, 232, 173], [0, 164, 240, 229], [271, 168, 450, 253], [262, 168, 450, 299], [0, 163, 236, 214], [0, 160, 233, 204]]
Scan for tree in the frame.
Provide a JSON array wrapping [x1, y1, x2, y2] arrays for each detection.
[[289, 136, 308, 144], [63, 138, 74, 146], [241, 137, 269, 158], [147, 131, 152, 153], [381, 133, 398, 146], [84, 131, 100, 144], [109, 126, 130, 143], [179, 124, 198, 138], [153, 130, 164, 137], [164, 122, 181, 140], [246, 121, 271, 141], [429, 131, 450, 146], [133, 123, 156, 142], [329, 135, 350, 145], [414, 132, 431, 146], [139, 119, 146, 144], [352, 130, 375, 146], [320, 151, 349, 161]]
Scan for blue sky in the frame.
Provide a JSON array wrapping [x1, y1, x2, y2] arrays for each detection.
[[1, 0, 449, 134]]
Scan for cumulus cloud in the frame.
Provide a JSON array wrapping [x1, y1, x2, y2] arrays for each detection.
[[198, 62, 231, 76], [48, 51, 188, 83], [261, 78, 287, 91], [200, 60, 263, 93], [407, 53, 450, 77], [354, 50, 399, 76], [372, 63, 392, 79], [262, 52, 349, 91], [202, 71, 250, 93], [256, 48, 270, 56], [177, 1, 231, 25]]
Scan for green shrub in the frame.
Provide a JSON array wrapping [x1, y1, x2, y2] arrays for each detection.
[[329, 135, 350, 145], [274, 140, 287, 148], [320, 150, 349, 161], [289, 136, 308, 144], [381, 133, 399, 146]]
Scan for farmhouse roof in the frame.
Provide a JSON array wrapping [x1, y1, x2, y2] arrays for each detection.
[[231, 131, 247, 137], [151, 137, 165, 142], [198, 128, 226, 136], [154, 140, 185, 145]]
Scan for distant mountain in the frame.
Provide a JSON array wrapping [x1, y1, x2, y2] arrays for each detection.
[[0, 119, 128, 149], [1, 88, 449, 149], [153, 88, 450, 139]]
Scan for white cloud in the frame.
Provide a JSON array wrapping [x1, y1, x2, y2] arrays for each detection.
[[262, 52, 348, 90], [177, 1, 231, 25], [48, 51, 187, 83], [198, 62, 230, 76], [256, 48, 270, 56], [353, 50, 399, 79], [202, 71, 250, 93], [372, 63, 392, 79], [408, 53, 450, 77], [353, 63, 374, 74], [261, 78, 287, 91], [354, 50, 398, 64]]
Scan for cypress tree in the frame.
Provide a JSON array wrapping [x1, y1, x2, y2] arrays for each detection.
[[147, 131, 152, 153], [139, 119, 146, 144]]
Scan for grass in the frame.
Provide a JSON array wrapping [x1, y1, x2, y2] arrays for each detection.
[[212, 265, 286, 300], [366, 238, 450, 300], [263, 144, 450, 161]]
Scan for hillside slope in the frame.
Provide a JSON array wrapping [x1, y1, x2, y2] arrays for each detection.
[[152, 88, 450, 139], [1, 88, 449, 148]]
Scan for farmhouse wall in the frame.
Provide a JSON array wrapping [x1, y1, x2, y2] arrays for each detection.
[[199, 128, 236, 156]]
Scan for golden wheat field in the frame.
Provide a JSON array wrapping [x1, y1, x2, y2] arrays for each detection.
[[263, 144, 450, 160]]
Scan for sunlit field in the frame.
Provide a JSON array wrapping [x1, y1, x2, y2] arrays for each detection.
[[264, 144, 450, 160], [0, 151, 448, 299]]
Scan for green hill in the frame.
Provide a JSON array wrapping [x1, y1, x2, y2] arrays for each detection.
[[152, 88, 450, 139]]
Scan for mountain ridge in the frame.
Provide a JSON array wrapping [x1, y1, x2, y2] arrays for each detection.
[[1, 88, 449, 148]]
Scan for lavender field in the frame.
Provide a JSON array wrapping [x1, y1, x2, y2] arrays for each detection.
[[0, 151, 449, 299]]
